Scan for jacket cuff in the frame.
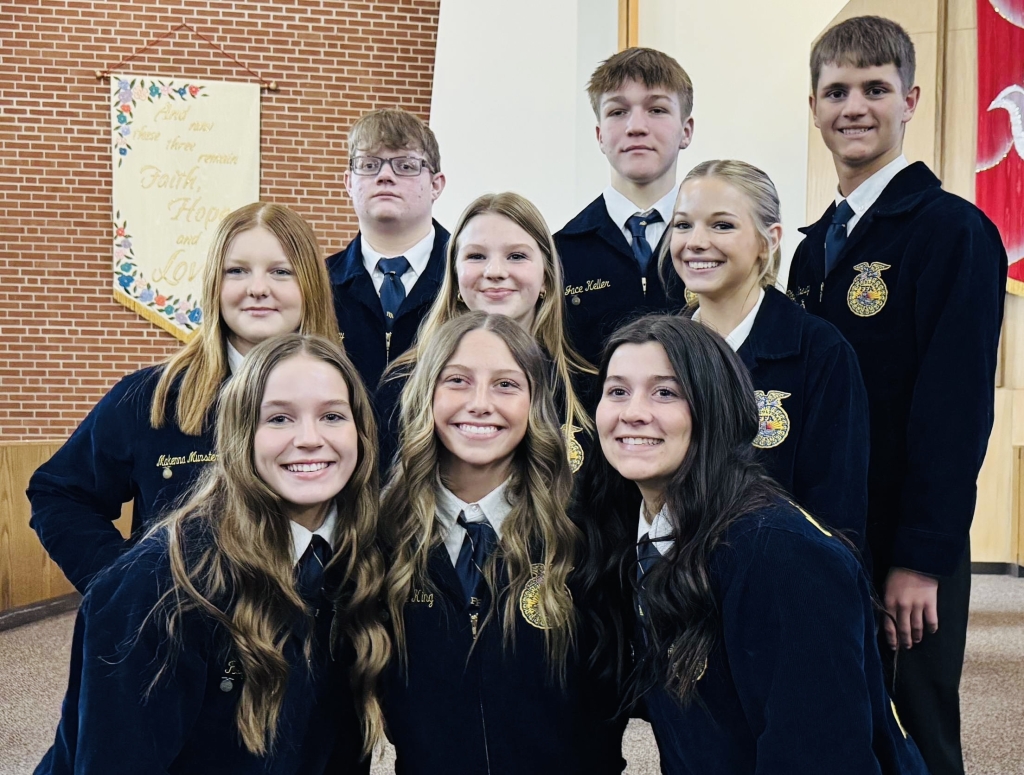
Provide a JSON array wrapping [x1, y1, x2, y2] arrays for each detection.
[[890, 527, 968, 577]]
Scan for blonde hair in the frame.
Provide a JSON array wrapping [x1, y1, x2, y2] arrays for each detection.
[[659, 159, 783, 291], [150, 203, 339, 435], [383, 312, 578, 679], [149, 334, 388, 756], [348, 107, 441, 172], [388, 192, 594, 436], [587, 47, 694, 119]]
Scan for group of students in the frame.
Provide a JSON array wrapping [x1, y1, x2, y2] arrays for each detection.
[[27, 14, 1007, 775]]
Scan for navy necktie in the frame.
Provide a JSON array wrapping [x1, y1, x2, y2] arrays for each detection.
[[626, 211, 663, 275], [636, 531, 662, 583], [455, 513, 498, 604], [824, 200, 855, 277], [296, 534, 333, 606], [377, 256, 410, 330]]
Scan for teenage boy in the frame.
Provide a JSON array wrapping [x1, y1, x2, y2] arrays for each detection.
[[328, 108, 448, 391], [555, 48, 694, 367], [788, 17, 1007, 775]]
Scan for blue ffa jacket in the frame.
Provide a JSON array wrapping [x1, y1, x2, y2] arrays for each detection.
[[381, 548, 627, 775], [734, 286, 869, 552], [36, 531, 367, 775], [327, 222, 450, 392], [787, 162, 1007, 578], [555, 196, 687, 368], [27, 367, 217, 592], [638, 501, 929, 775]]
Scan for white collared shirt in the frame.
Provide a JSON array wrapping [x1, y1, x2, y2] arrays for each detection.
[[289, 503, 338, 566], [637, 502, 673, 557], [436, 480, 513, 566], [835, 154, 909, 235], [603, 183, 680, 250], [691, 288, 765, 352], [226, 341, 245, 375], [361, 227, 435, 297]]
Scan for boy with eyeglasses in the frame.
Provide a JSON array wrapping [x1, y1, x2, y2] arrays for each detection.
[[555, 47, 694, 369], [788, 17, 1006, 774], [328, 108, 448, 392]]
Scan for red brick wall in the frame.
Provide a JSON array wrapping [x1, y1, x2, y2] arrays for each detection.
[[0, 0, 440, 441]]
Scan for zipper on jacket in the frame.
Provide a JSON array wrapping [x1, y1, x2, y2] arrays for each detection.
[[642, 277, 647, 295], [385, 331, 392, 362], [819, 281, 824, 303]]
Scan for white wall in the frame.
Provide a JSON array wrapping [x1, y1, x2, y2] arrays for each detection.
[[638, 0, 847, 275], [429, 0, 617, 233], [430, 0, 848, 274]]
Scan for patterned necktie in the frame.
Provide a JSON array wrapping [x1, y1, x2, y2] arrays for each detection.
[[377, 256, 411, 330], [824, 200, 855, 277], [626, 211, 663, 275], [455, 512, 498, 604], [296, 534, 333, 606], [637, 531, 662, 583]]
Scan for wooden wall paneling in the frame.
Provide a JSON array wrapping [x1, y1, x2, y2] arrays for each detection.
[[0, 442, 133, 613]]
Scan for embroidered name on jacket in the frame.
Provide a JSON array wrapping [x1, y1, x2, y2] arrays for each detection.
[[156, 451, 218, 467], [847, 262, 891, 317], [564, 278, 612, 297], [753, 390, 791, 449]]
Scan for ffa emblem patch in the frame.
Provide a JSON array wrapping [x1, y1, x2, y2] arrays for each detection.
[[684, 288, 699, 307], [753, 390, 791, 449], [561, 423, 584, 473], [519, 564, 571, 630], [847, 262, 891, 317]]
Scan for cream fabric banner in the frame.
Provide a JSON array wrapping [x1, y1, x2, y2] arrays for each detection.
[[111, 74, 260, 341]]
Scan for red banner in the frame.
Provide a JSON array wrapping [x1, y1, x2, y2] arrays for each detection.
[[977, 0, 1024, 295]]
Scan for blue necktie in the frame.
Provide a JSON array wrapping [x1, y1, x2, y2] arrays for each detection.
[[626, 211, 663, 275], [455, 513, 498, 604], [824, 200, 855, 277], [296, 534, 333, 607], [636, 531, 662, 583], [377, 256, 410, 330]]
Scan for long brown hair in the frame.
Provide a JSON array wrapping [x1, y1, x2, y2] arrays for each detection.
[[151, 203, 340, 435], [149, 334, 387, 755], [383, 312, 578, 678], [387, 192, 594, 437]]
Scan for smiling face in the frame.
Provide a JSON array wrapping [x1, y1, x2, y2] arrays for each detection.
[[343, 144, 445, 230], [670, 177, 779, 304], [254, 353, 360, 530], [596, 79, 693, 192], [810, 63, 919, 192], [219, 226, 304, 355], [432, 329, 531, 493], [597, 342, 692, 511], [455, 213, 546, 330]]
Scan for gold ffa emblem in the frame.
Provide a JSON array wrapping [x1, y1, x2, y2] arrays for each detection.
[[561, 423, 584, 474], [847, 262, 891, 317], [753, 390, 791, 449], [519, 564, 570, 630], [684, 288, 699, 307]]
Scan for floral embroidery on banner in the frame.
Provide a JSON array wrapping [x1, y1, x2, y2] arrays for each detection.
[[113, 78, 206, 166]]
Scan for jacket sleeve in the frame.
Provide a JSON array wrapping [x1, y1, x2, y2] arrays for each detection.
[[70, 548, 210, 774], [893, 213, 1007, 575], [721, 526, 883, 775], [791, 338, 870, 553], [27, 373, 147, 592]]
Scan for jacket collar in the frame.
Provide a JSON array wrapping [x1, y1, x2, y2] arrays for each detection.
[[798, 161, 941, 238], [737, 286, 805, 367], [558, 194, 636, 263]]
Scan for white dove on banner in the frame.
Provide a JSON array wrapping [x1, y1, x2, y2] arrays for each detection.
[[988, 83, 1024, 163]]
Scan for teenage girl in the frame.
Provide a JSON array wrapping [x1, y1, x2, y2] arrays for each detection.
[[36, 334, 387, 774], [585, 314, 928, 774], [378, 192, 593, 476], [379, 311, 624, 775], [664, 160, 869, 549], [29, 203, 340, 590]]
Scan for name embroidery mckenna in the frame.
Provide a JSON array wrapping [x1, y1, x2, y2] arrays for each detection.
[[156, 451, 218, 467], [564, 278, 612, 296]]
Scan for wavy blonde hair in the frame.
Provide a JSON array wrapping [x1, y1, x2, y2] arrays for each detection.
[[383, 312, 578, 679], [151, 203, 340, 435], [387, 192, 593, 435], [148, 334, 387, 756]]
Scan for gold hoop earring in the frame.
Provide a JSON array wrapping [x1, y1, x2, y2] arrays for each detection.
[[457, 292, 464, 303]]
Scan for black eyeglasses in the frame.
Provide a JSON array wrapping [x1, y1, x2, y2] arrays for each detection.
[[349, 155, 433, 176]]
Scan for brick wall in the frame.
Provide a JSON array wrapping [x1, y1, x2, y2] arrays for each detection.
[[0, 0, 440, 441]]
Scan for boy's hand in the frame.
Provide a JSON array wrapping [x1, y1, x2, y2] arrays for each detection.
[[883, 568, 939, 650]]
